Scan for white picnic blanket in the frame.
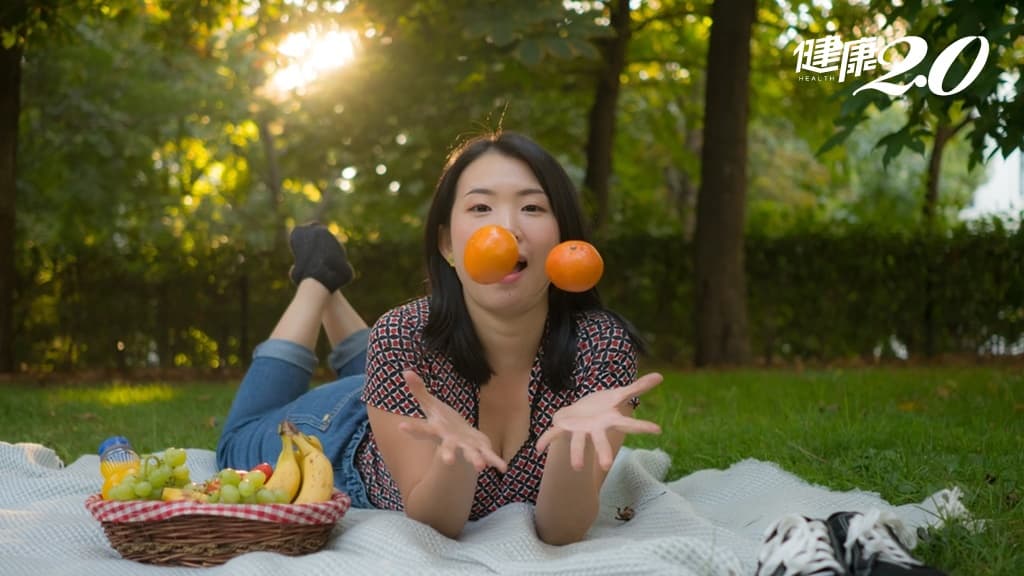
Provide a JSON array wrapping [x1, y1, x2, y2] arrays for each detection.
[[0, 442, 965, 575]]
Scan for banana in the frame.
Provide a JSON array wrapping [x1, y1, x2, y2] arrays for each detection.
[[263, 424, 302, 503], [302, 432, 324, 454], [287, 424, 334, 504], [286, 431, 323, 457]]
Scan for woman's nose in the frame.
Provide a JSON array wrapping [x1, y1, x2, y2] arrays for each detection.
[[497, 210, 522, 240]]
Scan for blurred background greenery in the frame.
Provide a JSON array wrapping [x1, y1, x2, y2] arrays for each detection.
[[1, 1, 1021, 373]]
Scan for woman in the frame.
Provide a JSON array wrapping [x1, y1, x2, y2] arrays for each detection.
[[216, 132, 663, 545]]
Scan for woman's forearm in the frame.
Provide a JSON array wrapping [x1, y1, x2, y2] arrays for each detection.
[[534, 436, 601, 546], [404, 449, 480, 538]]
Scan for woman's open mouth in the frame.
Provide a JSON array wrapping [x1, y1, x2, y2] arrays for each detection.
[[498, 258, 528, 283]]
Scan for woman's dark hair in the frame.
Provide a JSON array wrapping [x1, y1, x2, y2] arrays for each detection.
[[422, 131, 643, 392]]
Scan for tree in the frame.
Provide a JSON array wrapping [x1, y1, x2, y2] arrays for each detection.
[[583, 0, 711, 237], [1, 1, 73, 373], [815, 2, 1022, 357], [693, 0, 756, 366], [582, 0, 630, 235], [0, 7, 22, 372], [821, 2, 1023, 228]]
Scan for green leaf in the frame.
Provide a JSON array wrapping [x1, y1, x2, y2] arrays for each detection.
[[488, 21, 518, 47], [566, 37, 601, 61], [838, 89, 873, 120], [543, 37, 575, 60], [908, 137, 925, 155], [2, 30, 17, 50], [514, 38, 544, 67], [461, 16, 491, 40], [816, 128, 853, 157], [877, 128, 912, 168]]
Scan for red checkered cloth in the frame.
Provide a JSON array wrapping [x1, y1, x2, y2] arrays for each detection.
[[85, 491, 350, 525]]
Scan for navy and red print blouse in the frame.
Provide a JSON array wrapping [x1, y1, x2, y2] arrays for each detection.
[[354, 297, 637, 520]]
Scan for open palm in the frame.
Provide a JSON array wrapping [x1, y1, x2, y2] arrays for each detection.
[[396, 370, 508, 474], [535, 372, 664, 470]]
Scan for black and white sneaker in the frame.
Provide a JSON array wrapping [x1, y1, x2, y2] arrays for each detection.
[[827, 510, 947, 576], [756, 514, 847, 575]]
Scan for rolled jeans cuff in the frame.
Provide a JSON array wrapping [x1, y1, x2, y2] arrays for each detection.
[[328, 328, 369, 376], [253, 339, 318, 374]]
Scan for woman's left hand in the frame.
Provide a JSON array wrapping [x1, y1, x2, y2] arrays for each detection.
[[534, 372, 664, 471]]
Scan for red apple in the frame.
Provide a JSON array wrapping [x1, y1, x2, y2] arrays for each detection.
[[251, 462, 273, 481]]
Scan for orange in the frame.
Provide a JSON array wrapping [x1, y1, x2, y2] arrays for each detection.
[[463, 225, 519, 284], [545, 240, 604, 292]]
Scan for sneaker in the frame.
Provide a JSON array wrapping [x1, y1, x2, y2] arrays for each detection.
[[288, 221, 353, 292], [827, 510, 948, 576], [756, 514, 847, 575]]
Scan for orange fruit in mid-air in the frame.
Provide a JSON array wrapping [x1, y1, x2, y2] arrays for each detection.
[[545, 241, 604, 292], [464, 225, 519, 284]]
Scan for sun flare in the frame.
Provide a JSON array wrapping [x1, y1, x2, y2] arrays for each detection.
[[269, 29, 360, 94]]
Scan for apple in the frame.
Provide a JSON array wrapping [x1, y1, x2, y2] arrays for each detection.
[[251, 462, 273, 481]]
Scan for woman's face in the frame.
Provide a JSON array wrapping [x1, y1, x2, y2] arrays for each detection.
[[441, 150, 561, 316]]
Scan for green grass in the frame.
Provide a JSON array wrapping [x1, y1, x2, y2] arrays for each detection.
[[633, 365, 1024, 575], [1, 365, 1021, 574], [0, 381, 236, 460]]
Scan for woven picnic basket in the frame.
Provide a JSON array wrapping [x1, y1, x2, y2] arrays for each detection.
[[85, 491, 351, 567]]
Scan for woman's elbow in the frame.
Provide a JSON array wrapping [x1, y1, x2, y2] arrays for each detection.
[[405, 508, 464, 540], [535, 510, 595, 546], [536, 524, 588, 546], [434, 523, 464, 540]]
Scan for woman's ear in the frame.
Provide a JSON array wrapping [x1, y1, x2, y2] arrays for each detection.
[[438, 226, 453, 264]]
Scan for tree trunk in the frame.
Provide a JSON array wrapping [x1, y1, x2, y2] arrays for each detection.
[[0, 43, 22, 373], [921, 117, 969, 358], [922, 119, 952, 229], [583, 0, 631, 235], [239, 268, 249, 367], [665, 126, 702, 241], [258, 115, 287, 251], [156, 281, 170, 368], [693, 0, 755, 366], [921, 120, 951, 358]]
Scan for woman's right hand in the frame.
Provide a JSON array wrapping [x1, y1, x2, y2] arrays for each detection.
[[396, 370, 508, 474]]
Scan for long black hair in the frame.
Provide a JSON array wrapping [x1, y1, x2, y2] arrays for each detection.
[[422, 132, 643, 392]]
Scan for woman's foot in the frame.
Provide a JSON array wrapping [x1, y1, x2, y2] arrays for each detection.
[[289, 222, 354, 292]]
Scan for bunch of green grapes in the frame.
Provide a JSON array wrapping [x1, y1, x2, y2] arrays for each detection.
[[106, 447, 192, 501], [206, 468, 291, 504]]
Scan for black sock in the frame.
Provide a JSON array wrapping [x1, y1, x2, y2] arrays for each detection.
[[288, 222, 354, 292]]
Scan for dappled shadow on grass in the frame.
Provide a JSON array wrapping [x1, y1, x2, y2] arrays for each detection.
[[0, 383, 236, 465], [56, 384, 180, 406], [0, 368, 247, 387], [0, 366, 360, 387]]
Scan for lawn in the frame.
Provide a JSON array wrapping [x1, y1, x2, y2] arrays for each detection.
[[1, 364, 1021, 574]]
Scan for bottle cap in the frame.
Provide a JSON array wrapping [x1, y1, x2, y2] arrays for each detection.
[[98, 436, 132, 456]]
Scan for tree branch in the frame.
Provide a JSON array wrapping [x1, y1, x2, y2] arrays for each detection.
[[632, 4, 707, 33], [949, 114, 974, 138]]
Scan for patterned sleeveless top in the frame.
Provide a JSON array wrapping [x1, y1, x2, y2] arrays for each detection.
[[355, 297, 637, 520]]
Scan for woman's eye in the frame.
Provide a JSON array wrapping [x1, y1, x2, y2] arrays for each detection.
[[468, 204, 491, 213], [523, 204, 546, 213]]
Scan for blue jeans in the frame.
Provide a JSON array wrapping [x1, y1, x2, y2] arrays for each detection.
[[216, 328, 373, 509]]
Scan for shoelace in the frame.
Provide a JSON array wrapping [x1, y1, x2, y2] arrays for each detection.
[[843, 509, 922, 568], [931, 487, 969, 526], [757, 515, 845, 575]]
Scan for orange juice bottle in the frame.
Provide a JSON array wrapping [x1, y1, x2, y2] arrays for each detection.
[[98, 436, 140, 480]]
